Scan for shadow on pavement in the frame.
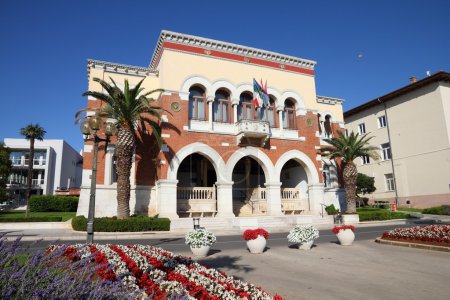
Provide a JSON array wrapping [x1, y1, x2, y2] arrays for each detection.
[[197, 255, 254, 278], [150, 238, 182, 247]]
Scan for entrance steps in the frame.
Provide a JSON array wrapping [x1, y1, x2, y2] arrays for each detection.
[[170, 214, 333, 232]]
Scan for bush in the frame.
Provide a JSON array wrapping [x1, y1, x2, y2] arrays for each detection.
[[29, 195, 78, 212], [0, 216, 62, 222], [423, 205, 450, 215], [325, 204, 339, 215], [357, 209, 411, 221], [72, 215, 170, 232]]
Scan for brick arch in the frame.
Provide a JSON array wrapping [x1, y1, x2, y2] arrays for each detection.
[[274, 150, 320, 184], [224, 147, 275, 183], [167, 142, 226, 182]]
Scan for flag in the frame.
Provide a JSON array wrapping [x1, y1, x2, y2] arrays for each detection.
[[253, 78, 269, 108]]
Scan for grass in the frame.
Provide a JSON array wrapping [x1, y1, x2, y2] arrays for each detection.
[[397, 207, 424, 212], [356, 208, 413, 221], [0, 211, 76, 222]]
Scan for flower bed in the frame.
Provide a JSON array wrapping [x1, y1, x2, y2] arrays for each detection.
[[52, 243, 284, 299], [382, 225, 450, 247]]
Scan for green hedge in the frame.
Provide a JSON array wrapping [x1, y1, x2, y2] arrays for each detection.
[[423, 205, 450, 215], [72, 215, 170, 232], [0, 216, 62, 222], [29, 196, 78, 212], [357, 209, 411, 221]]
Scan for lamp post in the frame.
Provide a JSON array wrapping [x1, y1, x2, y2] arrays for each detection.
[[80, 117, 115, 243]]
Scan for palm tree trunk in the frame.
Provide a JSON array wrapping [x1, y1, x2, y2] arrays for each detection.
[[116, 127, 135, 219], [343, 162, 358, 214], [25, 137, 35, 218]]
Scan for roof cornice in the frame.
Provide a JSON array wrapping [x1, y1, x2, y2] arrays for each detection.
[[87, 59, 158, 81], [344, 71, 450, 118], [150, 30, 317, 71], [317, 95, 344, 105]]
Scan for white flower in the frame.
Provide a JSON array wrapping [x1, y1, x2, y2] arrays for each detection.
[[185, 229, 217, 248], [287, 225, 319, 243]]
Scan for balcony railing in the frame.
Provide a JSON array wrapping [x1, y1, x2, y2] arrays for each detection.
[[280, 188, 305, 214], [11, 158, 46, 166], [177, 187, 216, 217], [236, 120, 270, 146]]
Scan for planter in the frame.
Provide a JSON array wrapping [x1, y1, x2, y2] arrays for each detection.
[[336, 229, 355, 246], [298, 240, 314, 250], [341, 214, 360, 224], [246, 235, 267, 254], [190, 245, 210, 257]]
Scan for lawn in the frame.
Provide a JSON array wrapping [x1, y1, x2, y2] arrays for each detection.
[[0, 210, 76, 222], [357, 208, 413, 221]]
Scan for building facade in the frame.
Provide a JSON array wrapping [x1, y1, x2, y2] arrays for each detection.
[[344, 72, 450, 208], [77, 31, 346, 225], [4, 138, 83, 204]]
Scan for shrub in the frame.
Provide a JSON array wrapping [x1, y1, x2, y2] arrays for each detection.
[[423, 205, 450, 215], [0, 234, 135, 299], [71, 215, 170, 232], [29, 195, 78, 212], [357, 209, 411, 221], [0, 216, 62, 222], [325, 204, 339, 215]]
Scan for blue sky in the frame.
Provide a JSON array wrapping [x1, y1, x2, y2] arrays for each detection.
[[1, 0, 449, 151]]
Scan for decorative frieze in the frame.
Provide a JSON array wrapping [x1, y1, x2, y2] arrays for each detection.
[[316, 95, 344, 105]]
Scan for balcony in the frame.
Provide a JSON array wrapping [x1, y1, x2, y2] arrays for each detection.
[[236, 120, 270, 146]]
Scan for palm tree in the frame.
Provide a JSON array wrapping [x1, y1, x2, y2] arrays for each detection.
[[321, 131, 379, 213], [20, 124, 46, 217], [77, 77, 165, 219]]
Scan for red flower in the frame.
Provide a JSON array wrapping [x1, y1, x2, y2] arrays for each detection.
[[332, 225, 356, 234], [242, 228, 269, 240]]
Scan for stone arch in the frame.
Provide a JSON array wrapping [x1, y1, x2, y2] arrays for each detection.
[[225, 147, 275, 183], [236, 83, 253, 98], [281, 91, 306, 115], [167, 143, 226, 182], [211, 80, 237, 99], [267, 87, 282, 107], [274, 150, 320, 184], [180, 76, 213, 97]]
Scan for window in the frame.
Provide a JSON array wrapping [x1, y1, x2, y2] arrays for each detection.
[[324, 115, 333, 138], [323, 165, 330, 187], [381, 143, 392, 160], [361, 155, 370, 165], [358, 123, 366, 134], [238, 92, 255, 121], [385, 173, 395, 191], [261, 96, 277, 127], [213, 89, 230, 123], [378, 115, 387, 128], [282, 99, 296, 129], [188, 86, 206, 120]]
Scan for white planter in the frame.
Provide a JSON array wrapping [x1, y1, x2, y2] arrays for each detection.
[[246, 235, 267, 254], [298, 240, 314, 250], [341, 214, 360, 224], [336, 229, 355, 246], [190, 245, 211, 257]]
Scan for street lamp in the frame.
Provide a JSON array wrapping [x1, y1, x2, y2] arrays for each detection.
[[80, 117, 115, 243]]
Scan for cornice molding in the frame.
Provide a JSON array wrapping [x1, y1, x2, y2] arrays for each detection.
[[150, 30, 317, 71], [316, 95, 344, 105], [87, 59, 158, 81]]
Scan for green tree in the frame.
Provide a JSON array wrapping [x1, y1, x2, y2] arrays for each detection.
[[20, 124, 46, 217], [356, 173, 376, 196], [0, 143, 12, 202], [77, 78, 165, 219], [321, 131, 379, 213]]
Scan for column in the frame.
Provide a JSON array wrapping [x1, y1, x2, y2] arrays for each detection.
[[308, 183, 325, 213], [104, 145, 115, 185], [277, 105, 284, 135], [207, 96, 214, 131], [215, 181, 235, 218], [157, 179, 179, 219], [265, 181, 283, 216], [232, 99, 239, 123]]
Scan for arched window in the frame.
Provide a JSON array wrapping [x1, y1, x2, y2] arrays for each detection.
[[188, 86, 206, 120], [238, 92, 254, 121], [324, 115, 333, 138], [213, 89, 231, 123], [317, 113, 323, 136], [282, 99, 296, 129], [260, 95, 277, 127], [323, 164, 330, 187]]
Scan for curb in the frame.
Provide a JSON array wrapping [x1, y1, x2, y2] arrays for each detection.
[[375, 237, 450, 253]]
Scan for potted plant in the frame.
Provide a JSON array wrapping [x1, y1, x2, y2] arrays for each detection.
[[242, 228, 269, 254], [287, 225, 319, 250], [333, 225, 356, 246], [185, 228, 216, 257]]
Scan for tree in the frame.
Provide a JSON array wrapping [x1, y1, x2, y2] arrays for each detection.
[[0, 143, 12, 203], [320, 131, 379, 213], [356, 173, 376, 196], [20, 124, 46, 217], [77, 78, 165, 219]]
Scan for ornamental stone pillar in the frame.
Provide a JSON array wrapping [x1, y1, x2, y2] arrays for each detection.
[[104, 145, 115, 185], [231, 98, 239, 123], [308, 183, 325, 214], [215, 181, 235, 218], [277, 105, 284, 134], [157, 179, 179, 219], [207, 96, 214, 131], [265, 181, 283, 216]]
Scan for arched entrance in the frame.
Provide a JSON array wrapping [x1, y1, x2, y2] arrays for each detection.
[[176, 153, 217, 217], [232, 157, 267, 216], [279, 159, 309, 214]]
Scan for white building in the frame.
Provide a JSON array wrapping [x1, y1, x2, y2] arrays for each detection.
[[4, 138, 83, 203]]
